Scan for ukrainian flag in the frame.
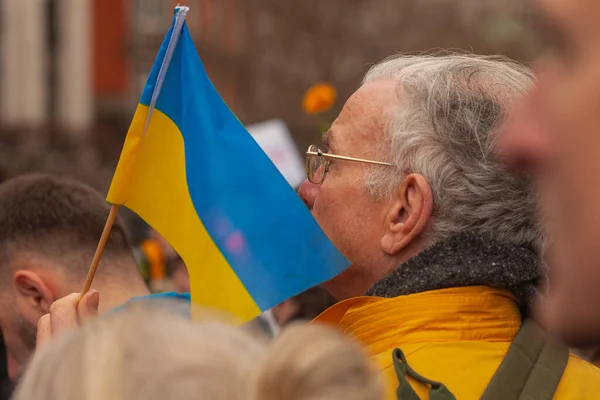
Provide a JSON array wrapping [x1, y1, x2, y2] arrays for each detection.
[[107, 7, 349, 321]]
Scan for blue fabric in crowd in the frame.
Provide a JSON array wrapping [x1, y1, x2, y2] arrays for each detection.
[[112, 292, 191, 314]]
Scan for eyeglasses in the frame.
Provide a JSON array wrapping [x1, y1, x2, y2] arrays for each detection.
[[305, 144, 393, 184]]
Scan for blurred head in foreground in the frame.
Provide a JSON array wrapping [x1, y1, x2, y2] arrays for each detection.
[[0, 173, 148, 380], [497, 0, 600, 345], [13, 302, 383, 400]]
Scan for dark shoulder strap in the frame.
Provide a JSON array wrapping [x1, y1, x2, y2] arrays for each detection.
[[480, 319, 569, 400], [393, 348, 456, 400]]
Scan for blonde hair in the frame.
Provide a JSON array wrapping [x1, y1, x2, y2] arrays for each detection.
[[14, 302, 383, 400], [250, 323, 384, 400]]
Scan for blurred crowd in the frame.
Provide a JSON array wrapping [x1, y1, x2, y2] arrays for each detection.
[[5, 0, 600, 399]]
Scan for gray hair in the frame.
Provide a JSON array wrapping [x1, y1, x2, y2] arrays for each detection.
[[362, 54, 542, 253]]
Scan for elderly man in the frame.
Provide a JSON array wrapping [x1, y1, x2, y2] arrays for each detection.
[[300, 55, 600, 399], [498, 0, 600, 350]]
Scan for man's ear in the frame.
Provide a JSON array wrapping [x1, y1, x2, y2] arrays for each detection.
[[380, 174, 433, 256], [13, 270, 55, 314]]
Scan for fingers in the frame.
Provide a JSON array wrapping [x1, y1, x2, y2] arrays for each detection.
[[36, 314, 51, 348], [77, 290, 100, 324], [36, 290, 100, 348], [48, 293, 82, 336]]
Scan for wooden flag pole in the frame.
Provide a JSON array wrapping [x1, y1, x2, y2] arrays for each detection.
[[78, 204, 120, 300], [76, 7, 190, 302]]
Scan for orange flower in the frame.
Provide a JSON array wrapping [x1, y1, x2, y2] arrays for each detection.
[[302, 83, 337, 115]]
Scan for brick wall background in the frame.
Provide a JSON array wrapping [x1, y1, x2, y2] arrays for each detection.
[[0, 0, 536, 194]]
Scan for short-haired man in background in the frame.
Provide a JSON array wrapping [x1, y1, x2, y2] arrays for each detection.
[[300, 55, 600, 399], [0, 174, 149, 381]]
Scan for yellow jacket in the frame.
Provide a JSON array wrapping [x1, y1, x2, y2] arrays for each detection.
[[313, 286, 600, 399]]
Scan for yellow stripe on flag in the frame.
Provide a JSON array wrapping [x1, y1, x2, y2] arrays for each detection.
[[108, 105, 261, 320]]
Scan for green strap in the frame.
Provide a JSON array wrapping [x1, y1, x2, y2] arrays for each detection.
[[480, 319, 569, 400], [393, 348, 456, 400]]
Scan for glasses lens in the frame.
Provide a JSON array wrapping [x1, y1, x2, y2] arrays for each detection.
[[306, 145, 323, 184], [308, 154, 321, 183]]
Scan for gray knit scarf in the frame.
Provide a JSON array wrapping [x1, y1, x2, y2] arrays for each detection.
[[367, 231, 541, 314]]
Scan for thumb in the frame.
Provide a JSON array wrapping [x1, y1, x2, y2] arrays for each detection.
[[36, 314, 52, 348], [77, 290, 100, 324]]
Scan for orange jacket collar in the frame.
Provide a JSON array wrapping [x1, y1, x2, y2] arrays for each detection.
[[313, 286, 521, 356]]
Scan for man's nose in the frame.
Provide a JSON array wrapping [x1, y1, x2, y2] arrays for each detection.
[[497, 63, 556, 173], [297, 178, 319, 210], [496, 94, 551, 173]]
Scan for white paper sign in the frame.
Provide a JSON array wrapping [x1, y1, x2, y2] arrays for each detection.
[[247, 119, 306, 188]]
